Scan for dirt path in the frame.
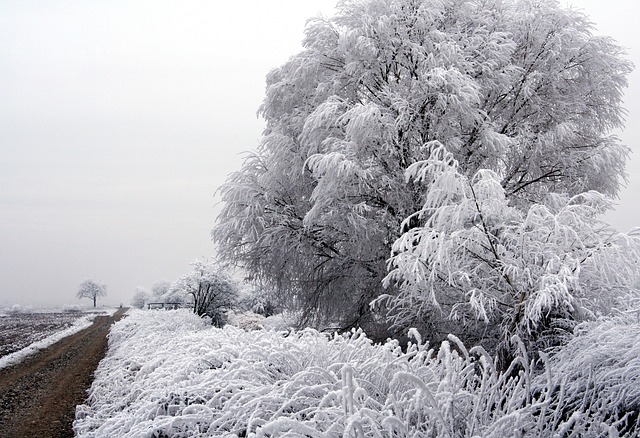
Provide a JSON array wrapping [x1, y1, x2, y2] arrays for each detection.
[[0, 308, 128, 437]]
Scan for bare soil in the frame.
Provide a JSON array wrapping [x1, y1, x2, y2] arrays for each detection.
[[0, 308, 128, 437], [0, 312, 86, 357]]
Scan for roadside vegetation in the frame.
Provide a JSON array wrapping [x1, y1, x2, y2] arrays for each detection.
[[114, 0, 640, 435], [75, 309, 640, 437]]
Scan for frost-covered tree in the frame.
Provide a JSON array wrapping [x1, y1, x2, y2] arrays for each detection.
[[213, 0, 632, 335], [76, 279, 107, 308], [174, 259, 239, 327], [150, 281, 171, 300], [130, 287, 150, 309], [238, 283, 281, 317], [162, 282, 191, 306], [379, 145, 640, 357]]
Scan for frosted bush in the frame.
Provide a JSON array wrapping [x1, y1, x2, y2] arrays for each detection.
[[7, 304, 31, 314], [531, 316, 640, 435], [74, 310, 638, 437], [262, 313, 294, 332], [227, 310, 266, 330], [383, 144, 640, 359], [63, 304, 84, 313]]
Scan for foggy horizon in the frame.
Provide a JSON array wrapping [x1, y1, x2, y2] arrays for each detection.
[[1, 0, 639, 309]]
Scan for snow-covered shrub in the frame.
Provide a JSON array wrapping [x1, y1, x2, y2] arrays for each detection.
[[238, 285, 280, 317], [130, 287, 151, 309], [262, 313, 296, 332], [170, 258, 239, 326], [381, 144, 640, 361], [531, 316, 640, 436], [74, 310, 638, 437], [227, 310, 266, 330], [7, 304, 29, 313], [150, 281, 172, 300], [63, 304, 84, 313], [149, 281, 192, 307]]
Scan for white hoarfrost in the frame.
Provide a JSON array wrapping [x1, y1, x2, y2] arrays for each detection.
[[74, 309, 639, 437]]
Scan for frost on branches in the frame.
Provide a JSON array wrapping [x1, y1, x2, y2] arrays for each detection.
[[172, 259, 239, 327], [380, 144, 640, 358], [76, 279, 107, 308], [213, 0, 634, 344]]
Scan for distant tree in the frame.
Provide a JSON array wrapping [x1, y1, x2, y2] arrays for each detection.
[[173, 259, 239, 327], [162, 282, 190, 306], [130, 287, 150, 309], [238, 284, 281, 317], [213, 0, 632, 339], [76, 279, 107, 308], [150, 281, 171, 301]]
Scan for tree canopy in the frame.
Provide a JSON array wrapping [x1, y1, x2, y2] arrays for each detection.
[[130, 287, 150, 309], [213, 0, 637, 351], [76, 279, 107, 308], [380, 145, 640, 357], [172, 259, 239, 326]]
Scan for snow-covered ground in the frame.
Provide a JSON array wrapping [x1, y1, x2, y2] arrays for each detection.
[[74, 309, 640, 437], [0, 307, 119, 370]]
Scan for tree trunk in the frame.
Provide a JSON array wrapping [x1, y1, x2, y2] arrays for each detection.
[[93, 296, 96, 308]]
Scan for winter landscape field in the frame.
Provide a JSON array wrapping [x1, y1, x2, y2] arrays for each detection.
[[0, 309, 80, 356], [0, 307, 114, 370], [3, 0, 640, 435]]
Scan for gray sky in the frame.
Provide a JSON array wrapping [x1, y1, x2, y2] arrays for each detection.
[[1, 0, 639, 308]]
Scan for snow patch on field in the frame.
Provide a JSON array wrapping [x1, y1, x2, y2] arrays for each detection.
[[0, 311, 112, 370]]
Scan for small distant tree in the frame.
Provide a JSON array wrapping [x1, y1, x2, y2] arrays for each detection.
[[150, 281, 171, 301], [238, 282, 282, 317], [76, 279, 107, 308], [163, 281, 190, 305], [174, 259, 239, 327], [130, 287, 150, 309]]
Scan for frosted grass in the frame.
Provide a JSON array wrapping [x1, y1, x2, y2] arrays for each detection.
[[74, 309, 639, 437]]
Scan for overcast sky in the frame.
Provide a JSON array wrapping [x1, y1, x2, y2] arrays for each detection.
[[1, 0, 639, 308]]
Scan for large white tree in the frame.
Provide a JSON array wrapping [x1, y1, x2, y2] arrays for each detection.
[[213, 0, 633, 340], [76, 279, 107, 308]]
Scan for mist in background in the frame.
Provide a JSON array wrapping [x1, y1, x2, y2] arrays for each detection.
[[1, 0, 638, 308]]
